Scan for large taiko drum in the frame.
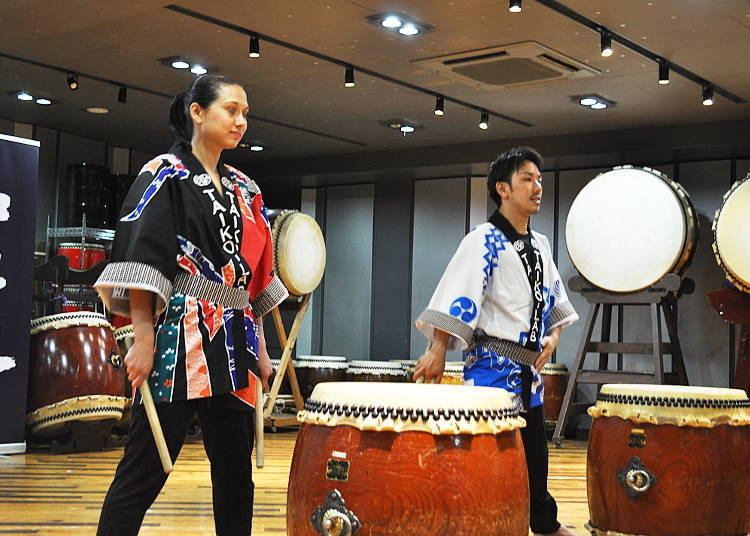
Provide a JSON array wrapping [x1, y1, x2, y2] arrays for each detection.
[[346, 360, 406, 382], [287, 382, 529, 535], [57, 242, 107, 271], [269, 209, 326, 296], [440, 362, 464, 385], [566, 166, 697, 292], [295, 355, 348, 399], [27, 312, 127, 437], [540, 362, 569, 423], [713, 173, 750, 293], [587, 384, 750, 536], [390, 359, 417, 382]]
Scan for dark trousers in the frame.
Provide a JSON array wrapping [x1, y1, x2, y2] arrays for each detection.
[[97, 394, 254, 536], [521, 404, 561, 535]]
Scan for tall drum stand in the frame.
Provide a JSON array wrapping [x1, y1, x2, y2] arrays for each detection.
[[707, 287, 750, 393], [255, 294, 310, 468], [552, 274, 690, 447]]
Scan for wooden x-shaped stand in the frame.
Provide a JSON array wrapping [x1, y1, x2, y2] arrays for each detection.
[[255, 293, 310, 468]]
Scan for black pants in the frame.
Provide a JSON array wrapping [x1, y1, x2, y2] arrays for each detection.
[[521, 404, 561, 535], [97, 394, 254, 536]]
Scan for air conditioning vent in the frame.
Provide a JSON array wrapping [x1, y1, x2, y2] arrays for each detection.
[[414, 41, 600, 89]]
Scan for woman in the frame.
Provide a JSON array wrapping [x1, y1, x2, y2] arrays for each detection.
[[95, 74, 288, 536]]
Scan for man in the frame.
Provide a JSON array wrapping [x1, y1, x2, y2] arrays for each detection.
[[414, 146, 579, 536]]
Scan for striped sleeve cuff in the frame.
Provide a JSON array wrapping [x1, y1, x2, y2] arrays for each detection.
[[94, 261, 173, 317], [252, 276, 289, 317], [546, 301, 578, 331], [415, 309, 474, 351]]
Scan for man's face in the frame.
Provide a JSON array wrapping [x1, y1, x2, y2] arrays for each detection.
[[497, 160, 543, 216]]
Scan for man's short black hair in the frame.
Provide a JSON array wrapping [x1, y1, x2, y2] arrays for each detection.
[[487, 146, 543, 207]]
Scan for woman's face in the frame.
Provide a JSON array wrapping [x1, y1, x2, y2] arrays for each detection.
[[191, 83, 249, 150]]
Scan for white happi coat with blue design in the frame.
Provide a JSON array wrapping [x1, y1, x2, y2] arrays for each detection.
[[416, 221, 578, 410]]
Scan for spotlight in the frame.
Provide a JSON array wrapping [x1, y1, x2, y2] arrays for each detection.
[[702, 85, 714, 106], [191, 64, 208, 75], [36, 98, 52, 105], [479, 110, 489, 130], [171, 60, 190, 69], [509, 0, 522, 13], [16, 91, 33, 101], [249, 34, 260, 58], [381, 15, 402, 28], [658, 61, 669, 85], [67, 72, 79, 90], [400, 125, 415, 134], [434, 95, 445, 116], [600, 32, 613, 57], [344, 66, 355, 87], [117, 86, 127, 104], [399, 23, 419, 35]]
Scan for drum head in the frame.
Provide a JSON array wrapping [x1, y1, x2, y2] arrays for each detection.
[[272, 210, 326, 295], [714, 176, 750, 291], [566, 166, 688, 292]]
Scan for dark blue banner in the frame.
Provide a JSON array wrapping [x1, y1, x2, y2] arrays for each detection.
[[0, 134, 39, 453]]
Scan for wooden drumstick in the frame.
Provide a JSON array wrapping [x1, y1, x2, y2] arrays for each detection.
[[138, 383, 173, 474]]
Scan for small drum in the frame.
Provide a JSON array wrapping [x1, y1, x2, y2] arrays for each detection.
[[587, 384, 750, 536], [61, 284, 97, 313], [287, 382, 529, 535], [346, 360, 407, 382], [566, 166, 697, 292], [441, 362, 464, 385], [269, 209, 326, 296], [269, 358, 293, 395], [27, 312, 127, 437], [713, 173, 750, 293], [60, 300, 96, 313], [57, 242, 107, 271], [295, 355, 348, 399], [540, 362, 569, 423], [390, 359, 417, 382]]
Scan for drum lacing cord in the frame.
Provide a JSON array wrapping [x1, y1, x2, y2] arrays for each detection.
[[303, 399, 519, 420], [597, 392, 750, 409], [28, 405, 126, 427]]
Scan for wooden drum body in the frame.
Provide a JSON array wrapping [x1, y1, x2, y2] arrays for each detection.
[[270, 209, 326, 296], [346, 360, 406, 383], [287, 382, 529, 536], [587, 384, 750, 536], [713, 173, 750, 293], [540, 363, 569, 423], [566, 166, 697, 292], [295, 355, 348, 399], [27, 312, 127, 437]]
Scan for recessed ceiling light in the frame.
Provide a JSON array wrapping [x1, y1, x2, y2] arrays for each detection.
[[17, 92, 33, 101], [191, 64, 208, 75], [381, 15, 402, 28], [171, 60, 190, 69], [36, 98, 52, 105], [250, 145, 264, 151], [590, 102, 608, 110], [573, 94, 616, 110], [400, 125, 415, 133], [366, 13, 432, 36], [85, 107, 110, 114], [579, 97, 597, 106], [399, 23, 419, 35]]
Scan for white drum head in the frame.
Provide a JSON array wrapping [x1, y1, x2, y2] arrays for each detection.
[[273, 211, 326, 295], [566, 166, 687, 292], [714, 177, 750, 290]]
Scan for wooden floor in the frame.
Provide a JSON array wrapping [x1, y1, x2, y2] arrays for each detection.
[[0, 431, 590, 535]]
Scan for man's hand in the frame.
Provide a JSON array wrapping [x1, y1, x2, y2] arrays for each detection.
[[413, 329, 450, 383], [534, 327, 561, 371]]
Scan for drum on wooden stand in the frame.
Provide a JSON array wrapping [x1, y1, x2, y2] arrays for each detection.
[[587, 384, 750, 536], [540, 363, 569, 423], [57, 243, 107, 271], [269, 358, 293, 395], [113, 324, 135, 431], [566, 166, 697, 292], [287, 382, 529, 535], [346, 360, 407, 382], [295, 355, 348, 399], [390, 360, 417, 382], [269, 209, 326, 296], [27, 312, 127, 437], [713, 173, 750, 293]]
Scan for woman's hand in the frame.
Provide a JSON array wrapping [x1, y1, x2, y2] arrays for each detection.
[[534, 327, 561, 371], [126, 338, 155, 389], [412, 329, 450, 384], [127, 289, 156, 389], [257, 316, 273, 389]]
